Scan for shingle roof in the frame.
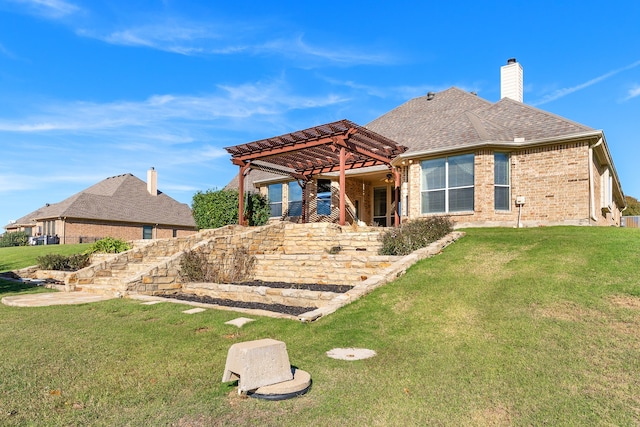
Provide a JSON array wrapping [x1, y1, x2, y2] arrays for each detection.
[[365, 87, 595, 154], [9, 173, 195, 228], [225, 87, 599, 188]]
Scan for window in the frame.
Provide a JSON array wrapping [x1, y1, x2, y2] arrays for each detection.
[[317, 179, 332, 216], [44, 220, 56, 236], [288, 182, 302, 217], [172, 229, 177, 238], [421, 154, 474, 214], [494, 153, 510, 210], [267, 183, 283, 217], [143, 225, 153, 239]]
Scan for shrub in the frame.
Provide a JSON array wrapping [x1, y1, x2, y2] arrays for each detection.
[[379, 216, 453, 256], [0, 231, 29, 247], [87, 237, 131, 254], [37, 253, 90, 271], [191, 189, 270, 230], [179, 247, 255, 283]]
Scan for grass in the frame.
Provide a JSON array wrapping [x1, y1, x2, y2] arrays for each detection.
[[0, 244, 91, 272], [1, 227, 639, 426]]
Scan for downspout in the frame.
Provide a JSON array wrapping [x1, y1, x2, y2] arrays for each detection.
[[589, 138, 603, 222]]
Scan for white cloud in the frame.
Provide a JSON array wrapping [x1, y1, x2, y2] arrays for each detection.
[[9, 0, 80, 19], [624, 85, 640, 101], [0, 79, 349, 137], [532, 59, 640, 106]]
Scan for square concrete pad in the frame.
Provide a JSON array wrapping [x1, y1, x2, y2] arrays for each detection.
[[183, 307, 206, 314], [225, 317, 256, 328]]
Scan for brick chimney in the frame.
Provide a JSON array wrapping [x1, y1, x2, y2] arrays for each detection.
[[147, 167, 158, 196], [500, 58, 523, 102]]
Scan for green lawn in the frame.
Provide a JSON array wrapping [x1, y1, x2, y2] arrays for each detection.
[[1, 227, 639, 426], [0, 243, 91, 272]]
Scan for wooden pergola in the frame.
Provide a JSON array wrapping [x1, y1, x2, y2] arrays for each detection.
[[224, 119, 407, 226]]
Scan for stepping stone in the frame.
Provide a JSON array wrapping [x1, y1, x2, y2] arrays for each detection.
[[225, 317, 255, 328], [183, 307, 206, 314], [141, 301, 165, 305]]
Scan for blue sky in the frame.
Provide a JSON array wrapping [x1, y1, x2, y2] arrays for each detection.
[[1, 0, 639, 229]]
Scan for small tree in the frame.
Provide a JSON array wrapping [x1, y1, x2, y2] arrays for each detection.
[[624, 195, 640, 216], [0, 231, 29, 247], [191, 189, 270, 230]]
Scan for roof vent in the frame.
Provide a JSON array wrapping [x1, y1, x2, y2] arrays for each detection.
[[426, 92, 435, 100], [470, 91, 477, 96]]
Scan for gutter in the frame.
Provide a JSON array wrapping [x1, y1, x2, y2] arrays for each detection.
[[390, 130, 605, 166]]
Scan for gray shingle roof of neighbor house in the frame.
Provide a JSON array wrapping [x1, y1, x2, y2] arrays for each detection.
[[8, 173, 196, 228]]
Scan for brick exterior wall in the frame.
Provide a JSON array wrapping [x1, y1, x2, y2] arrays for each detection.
[[61, 219, 196, 244], [254, 140, 622, 228], [405, 141, 621, 227]]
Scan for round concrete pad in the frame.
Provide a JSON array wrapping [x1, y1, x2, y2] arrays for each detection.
[[326, 348, 376, 360], [249, 369, 311, 400], [2, 292, 113, 307]]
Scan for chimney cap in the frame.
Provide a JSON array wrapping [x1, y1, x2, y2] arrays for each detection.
[[507, 58, 517, 64]]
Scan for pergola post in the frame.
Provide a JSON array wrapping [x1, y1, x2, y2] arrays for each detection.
[[339, 146, 346, 226], [235, 161, 251, 226], [393, 168, 401, 227]]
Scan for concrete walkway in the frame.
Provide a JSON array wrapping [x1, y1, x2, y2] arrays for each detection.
[[2, 292, 114, 307]]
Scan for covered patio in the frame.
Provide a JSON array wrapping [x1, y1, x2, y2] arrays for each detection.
[[225, 120, 407, 226]]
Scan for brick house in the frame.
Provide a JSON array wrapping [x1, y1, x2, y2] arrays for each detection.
[[226, 59, 625, 228], [4, 168, 197, 244]]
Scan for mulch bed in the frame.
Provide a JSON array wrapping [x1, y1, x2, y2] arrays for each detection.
[[161, 292, 316, 316], [232, 280, 353, 293], [159, 281, 351, 316]]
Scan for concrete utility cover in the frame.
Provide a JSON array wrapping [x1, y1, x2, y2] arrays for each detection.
[[182, 307, 206, 314], [326, 348, 376, 361], [225, 317, 256, 328]]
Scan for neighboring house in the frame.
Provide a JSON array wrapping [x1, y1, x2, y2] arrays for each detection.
[[4, 168, 197, 244], [225, 59, 625, 228]]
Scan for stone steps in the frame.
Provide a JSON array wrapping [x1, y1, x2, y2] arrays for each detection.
[[252, 254, 399, 285]]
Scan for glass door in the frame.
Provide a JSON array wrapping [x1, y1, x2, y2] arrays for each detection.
[[373, 187, 387, 226]]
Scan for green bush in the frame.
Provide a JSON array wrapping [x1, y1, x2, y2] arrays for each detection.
[[37, 253, 90, 271], [379, 216, 453, 256], [87, 237, 131, 254], [192, 189, 270, 229], [0, 231, 29, 247]]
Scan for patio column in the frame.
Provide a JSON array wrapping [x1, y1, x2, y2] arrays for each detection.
[[234, 161, 251, 226], [339, 146, 346, 226], [394, 168, 401, 227]]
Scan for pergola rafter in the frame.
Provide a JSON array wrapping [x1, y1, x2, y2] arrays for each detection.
[[225, 119, 407, 226]]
